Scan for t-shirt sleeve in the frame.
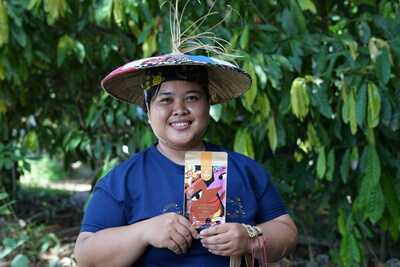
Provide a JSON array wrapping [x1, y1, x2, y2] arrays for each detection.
[[80, 182, 126, 232], [256, 172, 287, 223]]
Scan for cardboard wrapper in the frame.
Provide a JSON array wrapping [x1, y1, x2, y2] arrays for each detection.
[[184, 151, 228, 231]]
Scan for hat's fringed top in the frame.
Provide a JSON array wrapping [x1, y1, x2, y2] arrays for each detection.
[[162, 0, 240, 59]]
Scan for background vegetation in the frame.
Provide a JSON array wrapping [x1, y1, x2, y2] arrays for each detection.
[[1, 0, 399, 266]]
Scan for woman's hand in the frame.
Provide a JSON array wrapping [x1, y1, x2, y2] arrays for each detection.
[[199, 223, 250, 257], [143, 212, 199, 254]]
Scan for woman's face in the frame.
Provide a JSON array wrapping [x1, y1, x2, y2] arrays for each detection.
[[148, 80, 210, 150]]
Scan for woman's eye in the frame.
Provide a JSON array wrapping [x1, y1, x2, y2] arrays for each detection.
[[160, 98, 171, 103], [187, 95, 198, 101]]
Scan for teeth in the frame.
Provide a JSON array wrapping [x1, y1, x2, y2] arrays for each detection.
[[172, 122, 189, 127]]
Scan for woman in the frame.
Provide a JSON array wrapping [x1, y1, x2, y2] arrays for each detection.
[[74, 55, 297, 267]]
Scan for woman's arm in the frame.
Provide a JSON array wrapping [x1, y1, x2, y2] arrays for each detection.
[[74, 212, 199, 267], [199, 214, 298, 263], [255, 214, 298, 262]]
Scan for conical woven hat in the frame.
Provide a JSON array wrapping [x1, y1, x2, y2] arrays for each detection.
[[101, 53, 252, 105]]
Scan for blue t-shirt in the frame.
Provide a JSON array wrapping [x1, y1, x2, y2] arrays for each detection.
[[81, 142, 287, 266]]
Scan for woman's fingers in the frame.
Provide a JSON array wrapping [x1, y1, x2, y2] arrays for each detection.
[[145, 213, 197, 254], [200, 223, 250, 257]]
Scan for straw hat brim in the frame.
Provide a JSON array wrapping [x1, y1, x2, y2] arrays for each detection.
[[101, 54, 252, 106]]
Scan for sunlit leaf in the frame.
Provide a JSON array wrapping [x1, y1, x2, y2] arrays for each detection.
[[255, 92, 271, 118], [242, 61, 257, 106], [113, 0, 125, 26], [57, 35, 73, 67], [94, 0, 113, 26], [307, 122, 320, 151], [210, 104, 222, 122], [367, 82, 381, 128], [73, 40, 86, 63], [290, 77, 309, 121], [44, 0, 67, 25], [267, 117, 277, 152], [234, 129, 254, 159], [254, 63, 267, 89], [297, 0, 317, 14], [0, 0, 9, 47]]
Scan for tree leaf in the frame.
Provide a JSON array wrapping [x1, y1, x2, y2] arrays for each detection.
[[267, 116, 277, 152], [11, 254, 29, 267], [364, 144, 381, 187], [340, 232, 361, 266], [73, 40, 86, 63], [290, 77, 309, 121], [316, 146, 326, 179], [367, 82, 381, 128], [210, 104, 222, 122], [242, 61, 258, 106], [382, 174, 399, 224], [356, 83, 367, 126], [255, 92, 271, 118], [289, 0, 308, 34], [234, 129, 254, 159], [239, 24, 249, 50], [57, 35, 73, 67], [113, 0, 125, 26], [281, 8, 298, 37], [10, 23, 27, 47], [375, 47, 391, 85], [310, 83, 333, 119], [340, 148, 350, 184], [337, 211, 347, 236], [297, 0, 317, 14], [0, 0, 9, 47], [326, 149, 335, 181], [94, 0, 113, 26], [349, 89, 357, 135], [365, 185, 384, 224], [307, 122, 321, 151]]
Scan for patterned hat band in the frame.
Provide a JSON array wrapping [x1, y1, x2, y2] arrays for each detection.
[[144, 65, 208, 92]]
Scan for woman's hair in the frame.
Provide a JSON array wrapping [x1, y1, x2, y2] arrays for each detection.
[[142, 65, 210, 112]]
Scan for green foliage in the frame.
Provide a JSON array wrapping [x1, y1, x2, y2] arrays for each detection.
[[0, 0, 400, 264], [0, 220, 61, 266], [20, 155, 68, 186]]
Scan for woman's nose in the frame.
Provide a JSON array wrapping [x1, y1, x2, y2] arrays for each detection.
[[173, 100, 189, 115]]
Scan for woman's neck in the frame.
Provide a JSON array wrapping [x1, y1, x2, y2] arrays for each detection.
[[156, 141, 205, 165]]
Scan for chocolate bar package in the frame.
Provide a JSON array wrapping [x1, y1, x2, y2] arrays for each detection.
[[184, 151, 228, 231]]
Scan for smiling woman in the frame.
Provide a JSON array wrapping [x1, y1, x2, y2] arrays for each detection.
[[74, 2, 297, 267]]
